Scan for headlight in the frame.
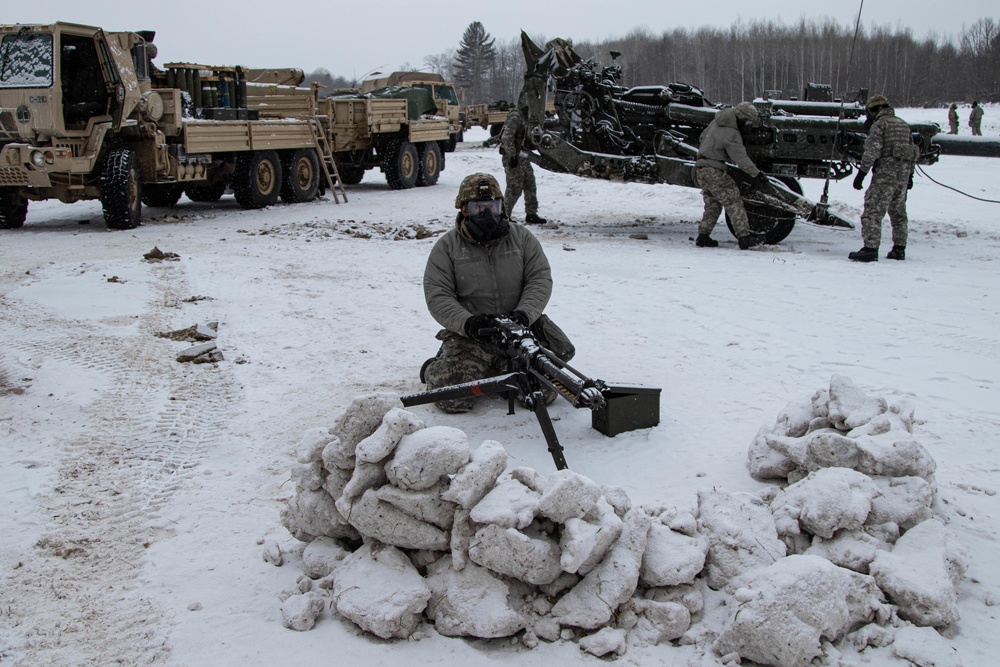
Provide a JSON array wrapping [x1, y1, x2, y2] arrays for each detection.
[[30, 150, 45, 167]]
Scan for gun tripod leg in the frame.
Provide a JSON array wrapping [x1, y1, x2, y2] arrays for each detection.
[[529, 391, 568, 470]]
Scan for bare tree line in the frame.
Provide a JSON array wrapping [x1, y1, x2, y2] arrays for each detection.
[[414, 17, 998, 107]]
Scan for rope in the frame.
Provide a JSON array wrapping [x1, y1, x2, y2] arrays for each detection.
[[916, 165, 1000, 204]]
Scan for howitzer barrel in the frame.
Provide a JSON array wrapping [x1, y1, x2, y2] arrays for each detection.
[[931, 135, 1000, 158]]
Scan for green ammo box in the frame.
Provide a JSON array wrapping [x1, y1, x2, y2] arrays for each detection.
[[591, 385, 662, 437]]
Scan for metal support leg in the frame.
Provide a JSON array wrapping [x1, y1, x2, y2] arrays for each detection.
[[529, 391, 568, 470]]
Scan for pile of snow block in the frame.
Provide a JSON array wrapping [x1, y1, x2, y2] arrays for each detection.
[[277, 376, 969, 665]]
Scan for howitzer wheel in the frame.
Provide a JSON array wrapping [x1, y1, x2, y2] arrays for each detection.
[[726, 206, 796, 245]]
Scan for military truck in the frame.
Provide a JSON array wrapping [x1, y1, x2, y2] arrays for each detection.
[[359, 71, 463, 151], [0, 22, 450, 230]]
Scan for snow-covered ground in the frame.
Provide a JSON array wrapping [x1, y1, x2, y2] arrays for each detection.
[[1, 113, 998, 666]]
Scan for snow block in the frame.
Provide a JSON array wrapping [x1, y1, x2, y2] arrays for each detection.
[[386, 426, 470, 491], [869, 519, 969, 627], [560, 497, 622, 575], [280, 591, 325, 631], [697, 488, 786, 591], [713, 555, 885, 667], [341, 460, 388, 500], [892, 625, 963, 667], [333, 541, 431, 639], [440, 440, 508, 509], [538, 469, 603, 523], [468, 523, 562, 585], [805, 530, 882, 573], [295, 427, 335, 464], [355, 407, 424, 464], [343, 489, 450, 551], [425, 557, 526, 638], [333, 393, 403, 453], [551, 509, 651, 629], [280, 488, 357, 542], [827, 375, 888, 430], [290, 461, 324, 492], [469, 478, 540, 529], [868, 476, 934, 531], [374, 483, 457, 530], [770, 467, 878, 541], [854, 432, 937, 480], [320, 435, 353, 471], [630, 598, 691, 645], [640, 521, 709, 587], [747, 426, 797, 480], [302, 536, 349, 579], [579, 627, 627, 657]]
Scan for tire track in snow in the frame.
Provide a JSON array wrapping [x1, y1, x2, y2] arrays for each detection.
[[0, 262, 239, 665]]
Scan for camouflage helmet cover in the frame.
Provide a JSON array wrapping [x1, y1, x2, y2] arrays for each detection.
[[734, 101, 760, 123], [865, 94, 890, 110], [455, 172, 503, 209]]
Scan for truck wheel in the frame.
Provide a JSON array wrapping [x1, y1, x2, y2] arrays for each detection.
[[232, 151, 282, 209], [338, 166, 364, 186], [100, 148, 142, 230], [384, 141, 419, 190], [0, 189, 28, 229], [185, 182, 227, 202], [141, 183, 183, 207], [416, 142, 442, 186], [446, 133, 458, 153], [281, 149, 320, 203]]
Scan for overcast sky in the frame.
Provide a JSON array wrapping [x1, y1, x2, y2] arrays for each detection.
[[9, 1, 997, 80]]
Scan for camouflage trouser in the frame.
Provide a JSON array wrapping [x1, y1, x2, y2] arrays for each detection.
[[503, 154, 538, 217], [971, 121, 982, 136], [861, 160, 911, 250], [423, 317, 575, 413], [696, 167, 750, 237], [949, 120, 959, 134]]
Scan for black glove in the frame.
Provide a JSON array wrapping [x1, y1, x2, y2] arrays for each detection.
[[508, 310, 530, 327], [753, 172, 770, 189], [853, 170, 868, 190], [464, 314, 495, 342], [509, 155, 519, 169], [907, 172, 914, 190]]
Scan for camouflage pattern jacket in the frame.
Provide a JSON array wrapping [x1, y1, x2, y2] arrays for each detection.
[[695, 107, 760, 176], [860, 108, 918, 173], [969, 106, 984, 124], [424, 222, 552, 336], [499, 109, 526, 157]]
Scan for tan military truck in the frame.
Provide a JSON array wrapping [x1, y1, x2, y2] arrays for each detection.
[[0, 22, 449, 230], [359, 71, 463, 151], [464, 98, 557, 138]]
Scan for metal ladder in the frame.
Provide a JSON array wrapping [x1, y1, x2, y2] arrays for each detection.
[[310, 118, 347, 204]]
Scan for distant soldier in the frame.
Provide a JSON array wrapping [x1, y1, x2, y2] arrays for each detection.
[[694, 101, 769, 249], [969, 101, 984, 136], [948, 103, 959, 134], [500, 97, 546, 225], [849, 95, 919, 262]]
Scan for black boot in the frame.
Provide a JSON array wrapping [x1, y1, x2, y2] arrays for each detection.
[[886, 245, 906, 260], [695, 233, 718, 248], [524, 213, 547, 225], [848, 247, 879, 262], [738, 233, 765, 250]]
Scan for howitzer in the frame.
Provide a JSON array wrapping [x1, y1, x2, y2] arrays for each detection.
[[401, 316, 660, 470], [515, 32, 947, 244]]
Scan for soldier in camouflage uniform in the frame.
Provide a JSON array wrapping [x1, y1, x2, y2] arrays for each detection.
[[969, 101, 984, 136], [421, 173, 574, 413], [500, 99, 546, 225], [849, 95, 919, 262], [694, 101, 770, 249], [948, 103, 959, 134]]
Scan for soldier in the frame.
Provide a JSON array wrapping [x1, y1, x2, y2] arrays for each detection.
[[694, 101, 770, 249], [969, 101, 984, 136], [500, 97, 546, 224], [421, 173, 574, 413], [948, 103, 959, 135], [849, 95, 919, 262]]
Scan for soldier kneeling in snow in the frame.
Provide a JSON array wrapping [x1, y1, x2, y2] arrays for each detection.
[[421, 173, 574, 413]]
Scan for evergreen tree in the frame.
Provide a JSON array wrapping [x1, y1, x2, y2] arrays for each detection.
[[453, 22, 497, 104]]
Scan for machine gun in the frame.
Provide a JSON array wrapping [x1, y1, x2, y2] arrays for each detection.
[[401, 316, 659, 470]]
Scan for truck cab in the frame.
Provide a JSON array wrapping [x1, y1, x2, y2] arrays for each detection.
[[359, 71, 463, 151]]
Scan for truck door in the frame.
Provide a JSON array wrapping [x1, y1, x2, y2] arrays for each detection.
[[93, 30, 141, 131]]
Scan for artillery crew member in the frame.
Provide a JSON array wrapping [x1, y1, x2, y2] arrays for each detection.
[[694, 101, 769, 249], [422, 173, 573, 413], [948, 103, 960, 134], [500, 98, 546, 225], [969, 101, 984, 136], [849, 94, 919, 262]]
